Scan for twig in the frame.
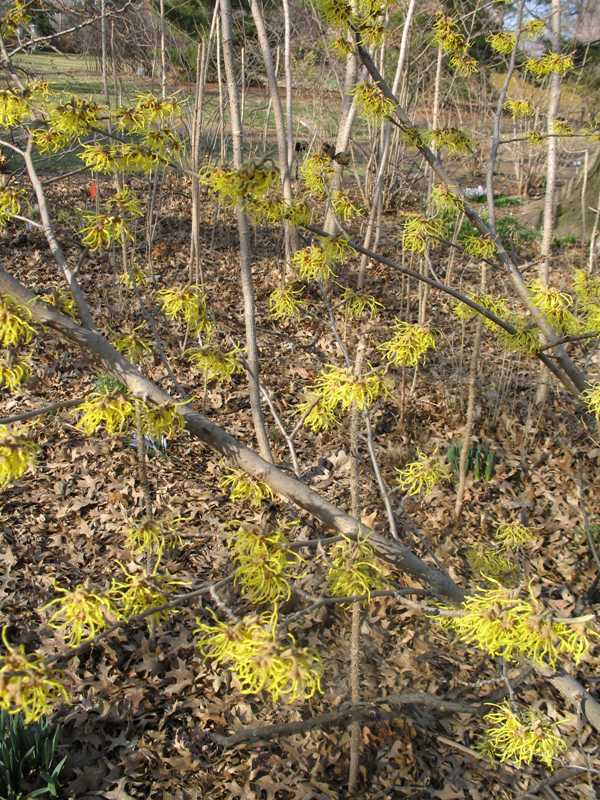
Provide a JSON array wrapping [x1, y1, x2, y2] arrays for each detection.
[[211, 692, 484, 748], [0, 396, 86, 425]]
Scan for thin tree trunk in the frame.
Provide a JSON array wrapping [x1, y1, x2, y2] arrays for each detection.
[[159, 0, 167, 100], [536, 0, 562, 403], [282, 0, 294, 171], [219, 0, 272, 462], [249, 0, 297, 261]]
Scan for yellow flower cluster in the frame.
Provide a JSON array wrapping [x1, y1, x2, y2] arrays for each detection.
[[401, 213, 444, 254], [0, 294, 35, 348], [396, 449, 450, 497], [582, 383, 600, 420], [481, 701, 566, 767], [75, 388, 135, 436], [487, 31, 516, 56], [1, 0, 31, 38], [504, 99, 534, 119], [463, 234, 497, 260], [437, 580, 595, 667], [352, 82, 396, 123], [116, 93, 181, 133], [79, 142, 162, 175], [299, 153, 335, 199], [0, 425, 37, 488], [573, 269, 600, 333], [195, 612, 323, 703], [0, 87, 30, 127], [292, 237, 349, 283], [113, 325, 153, 363], [433, 14, 478, 76], [187, 345, 243, 383], [525, 52, 574, 78], [41, 287, 77, 319], [331, 191, 362, 221], [228, 521, 304, 604], [528, 279, 580, 336], [496, 521, 534, 548], [378, 320, 436, 367], [466, 546, 518, 586], [108, 563, 187, 623], [0, 188, 24, 227], [32, 128, 71, 155], [200, 165, 280, 214], [0, 630, 69, 723], [552, 118, 572, 136], [42, 584, 116, 647], [49, 97, 100, 138], [299, 364, 390, 432], [431, 184, 464, 215], [327, 537, 387, 601], [341, 288, 382, 320], [219, 467, 275, 508], [80, 212, 133, 250], [454, 293, 541, 356], [268, 284, 305, 323], [0, 351, 29, 393], [427, 127, 473, 154], [139, 402, 184, 439], [156, 284, 209, 334], [124, 516, 184, 562]]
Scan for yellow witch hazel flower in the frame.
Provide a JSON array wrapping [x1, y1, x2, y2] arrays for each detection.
[[453, 293, 541, 356], [109, 187, 143, 217], [396, 449, 450, 497], [582, 383, 600, 420], [528, 279, 580, 336], [299, 153, 335, 199], [378, 320, 436, 368], [195, 611, 323, 704], [49, 97, 100, 138], [219, 468, 275, 508], [0, 188, 25, 227], [42, 584, 116, 647], [268, 284, 305, 323], [331, 191, 362, 221], [525, 52, 574, 77], [41, 287, 77, 319], [108, 563, 188, 623], [401, 213, 444, 254], [0, 425, 37, 488], [187, 345, 242, 383], [139, 401, 184, 439], [0, 293, 36, 348], [572, 269, 600, 333], [228, 520, 304, 604], [487, 31, 516, 56], [327, 536, 387, 601], [504, 99, 534, 119], [481, 701, 566, 768], [156, 284, 208, 334], [124, 516, 184, 562], [0, 88, 30, 127], [466, 546, 519, 586], [463, 234, 497, 260], [80, 212, 133, 251], [496, 521, 534, 548], [431, 184, 464, 215], [32, 128, 71, 155], [341, 288, 382, 320], [119, 266, 148, 291], [0, 351, 30, 393], [113, 325, 153, 364], [427, 128, 473, 154], [75, 383, 135, 436], [436, 579, 596, 668], [0, 629, 69, 723], [352, 82, 396, 123], [299, 365, 390, 433], [552, 118, 572, 136], [292, 237, 350, 283]]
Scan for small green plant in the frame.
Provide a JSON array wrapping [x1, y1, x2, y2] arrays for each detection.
[[447, 440, 495, 481], [0, 711, 67, 800]]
